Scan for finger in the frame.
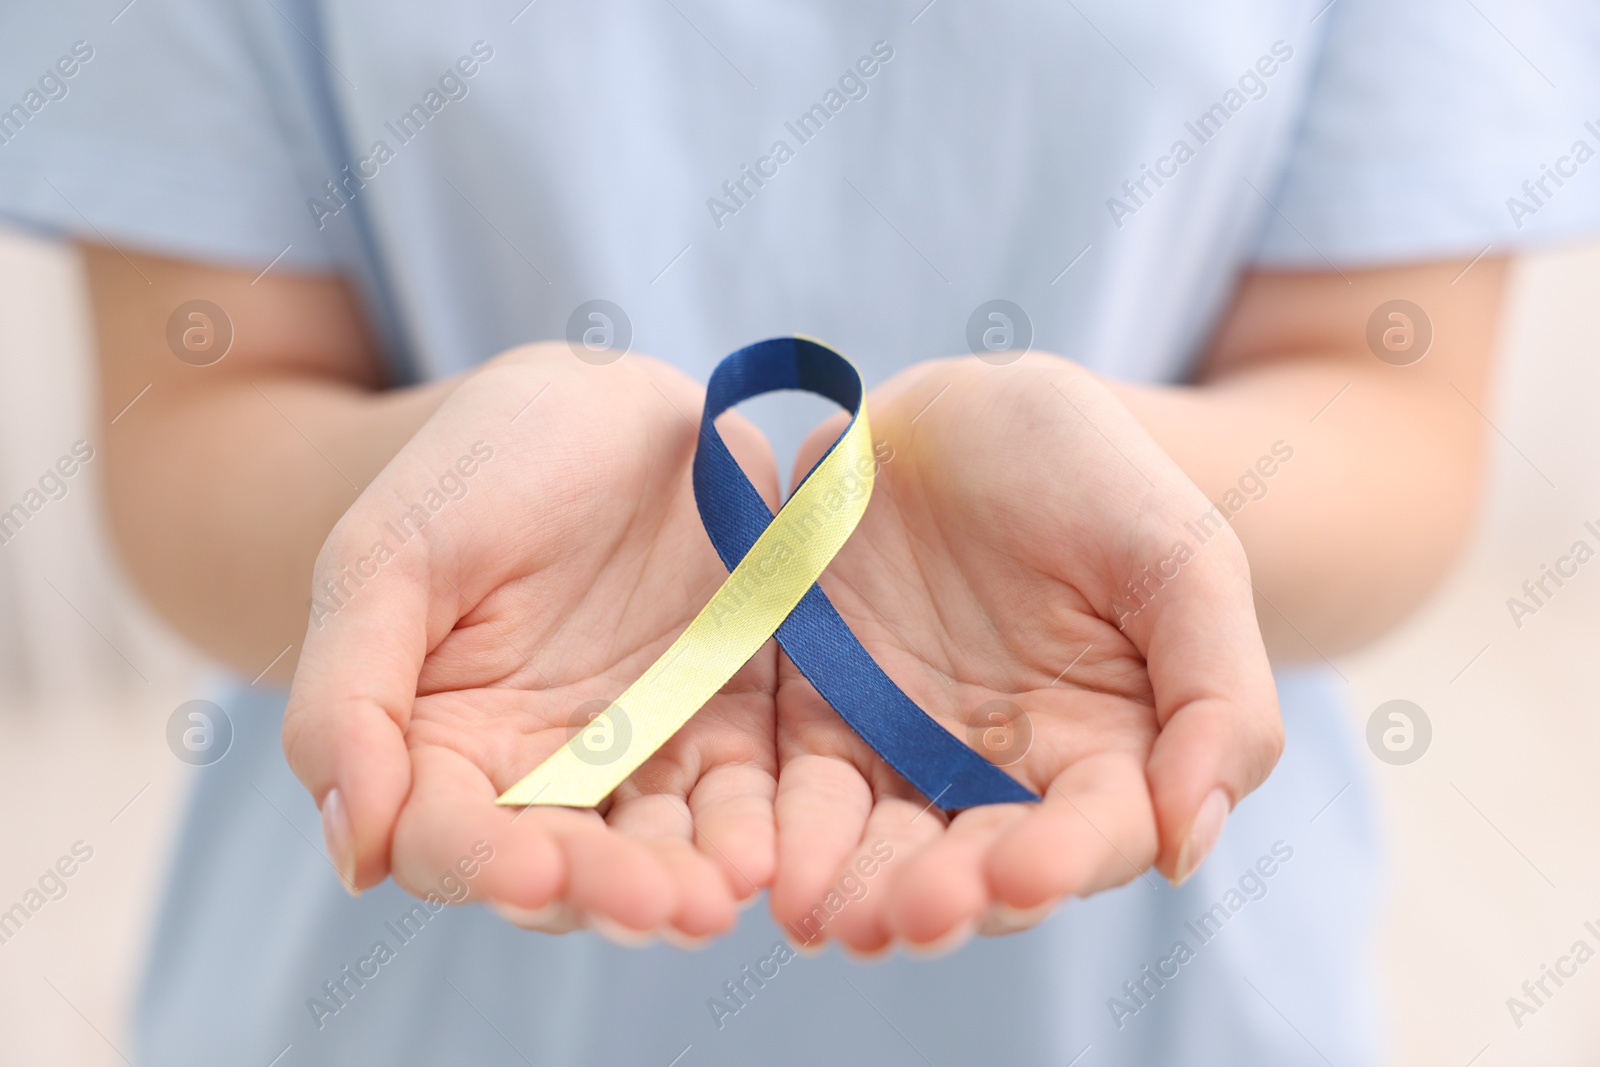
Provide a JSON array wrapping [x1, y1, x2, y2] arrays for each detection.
[[820, 795, 945, 955], [283, 526, 436, 892], [883, 803, 1030, 949], [390, 744, 566, 912], [605, 792, 736, 941], [531, 806, 681, 936], [986, 752, 1158, 912], [769, 754, 871, 944], [1139, 547, 1282, 884], [649, 838, 738, 944], [687, 762, 777, 903]]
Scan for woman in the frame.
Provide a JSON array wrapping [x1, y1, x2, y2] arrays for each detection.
[[3, 0, 1594, 1062]]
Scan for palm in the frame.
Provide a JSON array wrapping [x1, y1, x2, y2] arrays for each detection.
[[285, 347, 779, 941], [770, 355, 1279, 951]]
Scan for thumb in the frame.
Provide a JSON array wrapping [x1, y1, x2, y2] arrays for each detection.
[[1136, 548, 1283, 885], [283, 525, 434, 894]]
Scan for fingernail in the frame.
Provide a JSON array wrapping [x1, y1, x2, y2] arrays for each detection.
[[660, 927, 714, 952], [977, 901, 1052, 937], [491, 901, 582, 934], [1172, 788, 1230, 888], [839, 939, 893, 962], [782, 925, 828, 956], [321, 787, 359, 897], [589, 915, 659, 948], [903, 918, 975, 959]]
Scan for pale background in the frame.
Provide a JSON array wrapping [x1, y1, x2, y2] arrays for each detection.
[[0, 226, 1595, 1065]]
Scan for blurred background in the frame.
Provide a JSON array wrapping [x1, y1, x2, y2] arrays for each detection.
[[0, 225, 1597, 1066]]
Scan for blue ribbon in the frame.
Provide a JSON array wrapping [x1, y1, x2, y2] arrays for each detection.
[[693, 337, 1037, 809]]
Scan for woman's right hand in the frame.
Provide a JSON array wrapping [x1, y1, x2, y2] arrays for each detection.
[[282, 343, 781, 944]]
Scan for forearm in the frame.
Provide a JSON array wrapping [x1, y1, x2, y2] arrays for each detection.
[[82, 243, 454, 682], [102, 377, 451, 680], [1111, 359, 1485, 659], [1103, 256, 1507, 661]]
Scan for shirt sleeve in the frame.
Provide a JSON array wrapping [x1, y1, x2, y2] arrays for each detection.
[[0, 0, 351, 273], [1252, 0, 1600, 267]]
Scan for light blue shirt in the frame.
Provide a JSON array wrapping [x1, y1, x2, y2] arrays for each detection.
[[3, 0, 1597, 1063]]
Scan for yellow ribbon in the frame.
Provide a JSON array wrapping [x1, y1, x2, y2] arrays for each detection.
[[496, 379, 875, 807]]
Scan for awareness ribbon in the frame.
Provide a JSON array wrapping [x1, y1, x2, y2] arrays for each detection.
[[497, 337, 1036, 809]]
